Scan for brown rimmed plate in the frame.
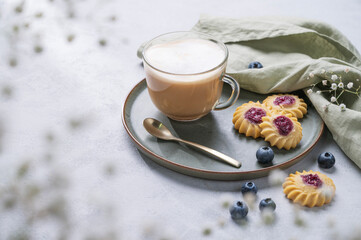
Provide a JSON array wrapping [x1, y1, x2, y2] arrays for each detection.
[[122, 79, 324, 180]]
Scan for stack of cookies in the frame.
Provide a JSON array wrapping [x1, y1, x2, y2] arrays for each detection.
[[232, 94, 307, 150]]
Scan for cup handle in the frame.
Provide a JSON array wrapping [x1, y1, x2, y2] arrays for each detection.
[[214, 74, 240, 110]]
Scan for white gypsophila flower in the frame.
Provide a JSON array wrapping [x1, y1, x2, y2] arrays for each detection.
[[217, 217, 227, 227], [292, 205, 306, 227], [331, 96, 337, 103], [202, 222, 213, 236], [327, 215, 336, 228], [347, 82, 354, 89], [331, 83, 337, 90], [331, 74, 338, 81], [243, 192, 256, 210], [141, 219, 159, 237], [323, 187, 335, 199], [294, 214, 306, 227], [321, 69, 326, 74], [268, 169, 287, 186], [338, 82, 344, 88], [316, 91, 321, 94], [344, 67, 350, 73], [340, 103, 346, 111], [357, 79, 360, 82], [307, 89, 313, 94], [159, 227, 179, 240], [350, 225, 361, 240], [261, 208, 276, 225], [219, 193, 233, 209], [322, 80, 328, 86], [309, 72, 314, 78]]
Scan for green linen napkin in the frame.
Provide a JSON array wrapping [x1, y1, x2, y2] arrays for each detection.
[[138, 15, 361, 169]]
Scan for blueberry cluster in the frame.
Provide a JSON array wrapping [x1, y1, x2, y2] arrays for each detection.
[[229, 181, 276, 220], [228, 142, 336, 220]]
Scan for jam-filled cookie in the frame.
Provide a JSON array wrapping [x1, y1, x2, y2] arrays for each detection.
[[259, 113, 302, 150], [283, 170, 336, 208], [263, 94, 307, 119], [232, 101, 271, 139]]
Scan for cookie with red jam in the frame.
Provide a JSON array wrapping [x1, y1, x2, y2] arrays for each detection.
[[232, 101, 271, 139], [263, 94, 307, 119], [259, 113, 302, 150], [283, 170, 336, 207]]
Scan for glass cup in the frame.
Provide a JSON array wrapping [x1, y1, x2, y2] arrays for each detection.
[[142, 31, 239, 121]]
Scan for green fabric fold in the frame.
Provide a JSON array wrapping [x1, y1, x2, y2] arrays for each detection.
[[138, 15, 361, 169]]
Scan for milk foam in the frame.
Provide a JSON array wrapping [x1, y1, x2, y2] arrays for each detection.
[[145, 38, 225, 74]]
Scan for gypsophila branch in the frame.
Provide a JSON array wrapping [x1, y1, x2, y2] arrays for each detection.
[[308, 68, 361, 110]]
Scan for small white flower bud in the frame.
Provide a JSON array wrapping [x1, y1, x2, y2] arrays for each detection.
[[330, 96, 336, 102], [331, 75, 338, 81], [347, 82, 354, 89], [219, 193, 233, 209], [268, 169, 287, 186], [261, 208, 276, 225], [340, 103, 346, 111], [243, 193, 256, 210], [202, 223, 213, 236]]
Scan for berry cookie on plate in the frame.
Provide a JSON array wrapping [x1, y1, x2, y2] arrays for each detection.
[[259, 113, 302, 150], [263, 94, 307, 119], [232, 101, 271, 139]]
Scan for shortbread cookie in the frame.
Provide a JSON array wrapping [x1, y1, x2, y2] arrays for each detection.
[[283, 170, 336, 208], [263, 94, 307, 119], [232, 101, 271, 139], [259, 113, 302, 150]]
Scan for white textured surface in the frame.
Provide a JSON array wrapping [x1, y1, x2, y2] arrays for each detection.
[[1, 0, 361, 239]]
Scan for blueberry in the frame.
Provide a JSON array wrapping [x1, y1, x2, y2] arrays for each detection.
[[256, 146, 274, 164], [259, 198, 276, 211], [229, 201, 249, 219], [241, 181, 258, 195], [248, 61, 263, 69], [318, 152, 335, 169]]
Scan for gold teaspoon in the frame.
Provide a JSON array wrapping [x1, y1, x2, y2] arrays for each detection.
[[143, 118, 241, 168]]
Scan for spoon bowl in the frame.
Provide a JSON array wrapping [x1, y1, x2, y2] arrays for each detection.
[[143, 118, 175, 141]]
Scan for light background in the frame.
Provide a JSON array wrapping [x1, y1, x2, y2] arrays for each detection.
[[1, 0, 361, 239]]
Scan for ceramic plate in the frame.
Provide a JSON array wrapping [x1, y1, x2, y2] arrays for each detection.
[[122, 79, 324, 180]]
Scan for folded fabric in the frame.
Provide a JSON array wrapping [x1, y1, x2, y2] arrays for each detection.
[[137, 15, 361, 169]]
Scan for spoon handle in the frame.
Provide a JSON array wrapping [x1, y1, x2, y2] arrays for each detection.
[[176, 138, 241, 168]]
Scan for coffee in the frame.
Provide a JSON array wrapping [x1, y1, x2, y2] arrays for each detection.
[[143, 32, 239, 121]]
